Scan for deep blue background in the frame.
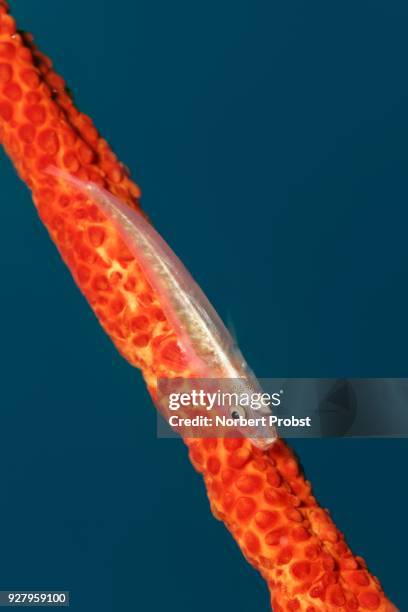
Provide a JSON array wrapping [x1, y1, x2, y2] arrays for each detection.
[[0, 0, 406, 609]]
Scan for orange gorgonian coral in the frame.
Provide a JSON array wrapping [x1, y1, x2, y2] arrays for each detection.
[[0, 2, 397, 610]]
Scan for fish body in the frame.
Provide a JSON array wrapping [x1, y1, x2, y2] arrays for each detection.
[[48, 168, 277, 448]]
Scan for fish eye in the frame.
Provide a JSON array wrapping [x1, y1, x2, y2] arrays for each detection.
[[231, 405, 246, 420]]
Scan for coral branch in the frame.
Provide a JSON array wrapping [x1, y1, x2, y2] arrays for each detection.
[[0, 2, 396, 610]]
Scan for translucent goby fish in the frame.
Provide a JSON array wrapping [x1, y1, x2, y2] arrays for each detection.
[[47, 167, 277, 449]]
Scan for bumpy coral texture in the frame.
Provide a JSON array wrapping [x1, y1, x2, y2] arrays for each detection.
[[0, 3, 396, 610]]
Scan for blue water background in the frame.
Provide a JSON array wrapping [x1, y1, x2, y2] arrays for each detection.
[[0, 1, 405, 609]]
